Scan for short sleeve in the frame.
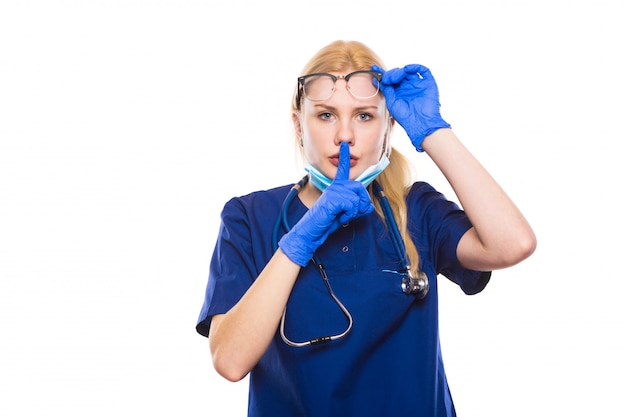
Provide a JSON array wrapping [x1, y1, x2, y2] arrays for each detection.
[[407, 182, 491, 295], [195, 198, 257, 337]]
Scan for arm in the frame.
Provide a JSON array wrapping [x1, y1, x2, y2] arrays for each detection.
[[375, 63, 536, 272], [421, 129, 536, 271], [209, 142, 373, 381], [209, 249, 300, 382]]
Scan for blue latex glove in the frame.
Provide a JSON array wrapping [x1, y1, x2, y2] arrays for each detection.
[[278, 142, 374, 266], [372, 63, 451, 152]]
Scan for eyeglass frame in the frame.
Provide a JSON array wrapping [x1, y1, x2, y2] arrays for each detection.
[[296, 70, 383, 110]]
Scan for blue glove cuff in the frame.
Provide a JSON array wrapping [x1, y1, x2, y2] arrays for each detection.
[[413, 123, 451, 152], [278, 232, 316, 267]]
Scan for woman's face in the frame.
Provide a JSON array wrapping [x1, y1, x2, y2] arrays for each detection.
[[293, 71, 390, 181]]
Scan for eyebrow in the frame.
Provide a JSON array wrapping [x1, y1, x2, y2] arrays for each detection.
[[311, 103, 381, 112]]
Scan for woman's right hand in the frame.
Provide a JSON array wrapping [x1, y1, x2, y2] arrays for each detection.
[[278, 141, 373, 266]]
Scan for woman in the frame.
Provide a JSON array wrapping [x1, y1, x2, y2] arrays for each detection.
[[196, 40, 536, 416]]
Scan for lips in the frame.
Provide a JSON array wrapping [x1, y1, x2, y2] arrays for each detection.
[[329, 154, 358, 168]]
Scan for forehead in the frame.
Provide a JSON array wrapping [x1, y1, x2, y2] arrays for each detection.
[[329, 67, 356, 76], [303, 92, 386, 112]]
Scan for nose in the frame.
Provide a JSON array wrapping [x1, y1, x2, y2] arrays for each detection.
[[335, 118, 355, 146], [330, 79, 358, 146]]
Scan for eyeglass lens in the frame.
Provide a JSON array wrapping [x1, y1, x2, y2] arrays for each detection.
[[302, 72, 380, 102]]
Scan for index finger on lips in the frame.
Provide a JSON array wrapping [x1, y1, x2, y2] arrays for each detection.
[[334, 141, 350, 182]]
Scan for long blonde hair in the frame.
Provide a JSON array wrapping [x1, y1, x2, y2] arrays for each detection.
[[291, 40, 421, 276]]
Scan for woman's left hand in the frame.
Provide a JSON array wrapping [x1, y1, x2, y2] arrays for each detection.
[[373, 64, 450, 152]]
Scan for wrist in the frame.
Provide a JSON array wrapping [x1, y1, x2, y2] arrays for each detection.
[[278, 232, 315, 267], [420, 128, 454, 152], [409, 121, 451, 153]]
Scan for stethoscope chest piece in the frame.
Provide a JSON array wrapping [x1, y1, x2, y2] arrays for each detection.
[[401, 271, 429, 299], [372, 180, 429, 300]]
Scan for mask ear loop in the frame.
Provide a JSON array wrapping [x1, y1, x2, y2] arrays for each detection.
[[381, 118, 393, 160]]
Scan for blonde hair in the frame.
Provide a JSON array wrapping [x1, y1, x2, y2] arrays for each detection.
[[291, 40, 421, 277]]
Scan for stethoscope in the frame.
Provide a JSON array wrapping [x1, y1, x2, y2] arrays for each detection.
[[272, 175, 429, 347]]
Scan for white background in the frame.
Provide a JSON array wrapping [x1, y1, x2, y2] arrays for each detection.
[[1, 0, 624, 416]]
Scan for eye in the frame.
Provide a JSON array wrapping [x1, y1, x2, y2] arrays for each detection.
[[357, 112, 373, 121], [319, 112, 334, 120]]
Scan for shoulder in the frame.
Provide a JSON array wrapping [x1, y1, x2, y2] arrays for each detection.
[[405, 181, 466, 228], [407, 181, 436, 194], [227, 183, 293, 205], [222, 183, 294, 218], [405, 181, 444, 205]]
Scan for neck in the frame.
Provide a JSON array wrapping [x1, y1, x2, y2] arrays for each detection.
[[298, 180, 322, 208]]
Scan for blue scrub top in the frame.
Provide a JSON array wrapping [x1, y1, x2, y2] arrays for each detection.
[[197, 181, 491, 417]]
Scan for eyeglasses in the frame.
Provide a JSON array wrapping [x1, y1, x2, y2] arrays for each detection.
[[296, 70, 383, 109]]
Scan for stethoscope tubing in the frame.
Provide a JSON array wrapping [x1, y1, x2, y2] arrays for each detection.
[[371, 181, 410, 269], [272, 176, 428, 347]]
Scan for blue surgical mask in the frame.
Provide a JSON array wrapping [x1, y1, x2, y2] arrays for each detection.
[[304, 154, 390, 192]]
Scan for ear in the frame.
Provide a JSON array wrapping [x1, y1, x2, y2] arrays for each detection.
[[292, 112, 303, 146]]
